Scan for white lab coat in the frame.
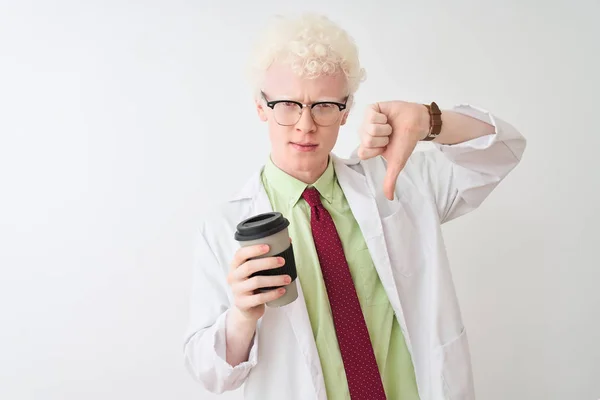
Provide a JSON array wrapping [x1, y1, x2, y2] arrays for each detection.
[[183, 104, 526, 400]]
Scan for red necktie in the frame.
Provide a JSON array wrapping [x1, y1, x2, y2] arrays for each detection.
[[302, 187, 387, 400]]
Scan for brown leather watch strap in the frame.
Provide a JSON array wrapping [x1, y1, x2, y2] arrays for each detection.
[[421, 101, 442, 141]]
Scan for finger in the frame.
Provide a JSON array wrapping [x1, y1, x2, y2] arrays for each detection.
[[358, 146, 385, 160], [238, 287, 286, 309], [235, 274, 292, 294], [230, 244, 269, 270], [383, 141, 414, 200], [383, 162, 403, 201], [231, 256, 283, 282], [362, 135, 390, 149], [367, 104, 388, 124], [366, 123, 393, 138]]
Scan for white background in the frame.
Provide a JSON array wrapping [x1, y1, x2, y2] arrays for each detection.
[[1, 1, 598, 399]]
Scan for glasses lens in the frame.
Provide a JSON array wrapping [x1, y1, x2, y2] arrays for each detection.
[[272, 101, 342, 126], [273, 102, 302, 126], [311, 103, 341, 126]]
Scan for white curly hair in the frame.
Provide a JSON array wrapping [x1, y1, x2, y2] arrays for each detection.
[[247, 13, 366, 100]]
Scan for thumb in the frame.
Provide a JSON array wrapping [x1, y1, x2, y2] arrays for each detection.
[[382, 134, 415, 200], [383, 159, 404, 201]]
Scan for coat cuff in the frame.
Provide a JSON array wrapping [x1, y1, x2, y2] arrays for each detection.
[[212, 309, 259, 385], [434, 103, 525, 160], [185, 309, 259, 393]]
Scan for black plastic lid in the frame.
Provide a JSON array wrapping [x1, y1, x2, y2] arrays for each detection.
[[234, 212, 290, 241]]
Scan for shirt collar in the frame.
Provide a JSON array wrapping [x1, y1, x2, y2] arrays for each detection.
[[262, 155, 336, 208]]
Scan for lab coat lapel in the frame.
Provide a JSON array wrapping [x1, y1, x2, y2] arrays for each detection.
[[249, 172, 327, 400], [331, 155, 404, 318]]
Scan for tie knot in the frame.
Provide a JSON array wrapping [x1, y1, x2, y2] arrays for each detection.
[[302, 187, 322, 207]]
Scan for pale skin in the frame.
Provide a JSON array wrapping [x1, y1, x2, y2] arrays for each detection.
[[225, 62, 495, 366]]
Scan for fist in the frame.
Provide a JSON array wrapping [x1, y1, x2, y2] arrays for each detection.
[[358, 101, 430, 200], [227, 243, 291, 324]]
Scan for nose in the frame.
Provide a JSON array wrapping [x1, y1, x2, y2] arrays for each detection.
[[295, 106, 317, 133]]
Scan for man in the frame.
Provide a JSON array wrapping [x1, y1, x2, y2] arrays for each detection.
[[183, 13, 525, 400]]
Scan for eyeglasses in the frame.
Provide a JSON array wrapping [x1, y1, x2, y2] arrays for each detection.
[[261, 91, 348, 127]]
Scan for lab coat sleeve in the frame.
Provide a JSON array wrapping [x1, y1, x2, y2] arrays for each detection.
[[183, 223, 258, 393], [410, 104, 526, 223]]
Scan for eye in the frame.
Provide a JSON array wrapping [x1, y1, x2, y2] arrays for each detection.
[[281, 101, 297, 108], [315, 103, 336, 111]]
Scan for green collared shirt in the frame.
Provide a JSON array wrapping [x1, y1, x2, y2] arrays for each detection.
[[261, 155, 420, 400]]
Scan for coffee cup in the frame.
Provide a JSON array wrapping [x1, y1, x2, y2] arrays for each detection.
[[234, 212, 298, 307]]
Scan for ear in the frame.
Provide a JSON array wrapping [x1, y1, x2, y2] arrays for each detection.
[[340, 94, 353, 126], [340, 110, 349, 126], [255, 98, 268, 122]]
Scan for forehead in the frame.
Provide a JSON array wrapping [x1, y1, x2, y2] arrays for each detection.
[[262, 62, 348, 100]]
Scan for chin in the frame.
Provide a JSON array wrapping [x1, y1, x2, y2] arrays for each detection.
[[289, 153, 327, 171], [272, 145, 330, 173]]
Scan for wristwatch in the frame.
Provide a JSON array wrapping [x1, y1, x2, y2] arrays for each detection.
[[421, 101, 442, 141]]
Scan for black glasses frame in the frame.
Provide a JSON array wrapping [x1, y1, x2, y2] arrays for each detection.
[[260, 91, 348, 126]]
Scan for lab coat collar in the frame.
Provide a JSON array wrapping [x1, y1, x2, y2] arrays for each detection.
[[227, 153, 360, 203]]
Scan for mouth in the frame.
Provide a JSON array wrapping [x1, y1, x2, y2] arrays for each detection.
[[290, 142, 319, 152], [291, 142, 318, 146]]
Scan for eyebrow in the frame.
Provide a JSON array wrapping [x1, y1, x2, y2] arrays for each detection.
[[266, 93, 348, 103]]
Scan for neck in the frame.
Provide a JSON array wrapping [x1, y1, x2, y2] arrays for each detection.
[[271, 154, 329, 184]]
